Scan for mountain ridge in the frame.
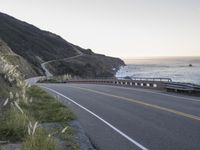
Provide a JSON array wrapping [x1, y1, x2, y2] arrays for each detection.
[[0, 12, 125, 78]]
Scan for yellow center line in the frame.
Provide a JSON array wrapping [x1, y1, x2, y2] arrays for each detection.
[[71, 86, 200, 121]]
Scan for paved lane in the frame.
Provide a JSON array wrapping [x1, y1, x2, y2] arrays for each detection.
[[40, 83, 200, 150]]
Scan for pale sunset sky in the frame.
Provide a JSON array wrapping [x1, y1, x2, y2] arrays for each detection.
[[1, 0, 200, 58]]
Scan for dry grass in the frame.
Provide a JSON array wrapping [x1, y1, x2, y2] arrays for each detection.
[[22, 127, 58, 150], [0, 108, 31, 142]]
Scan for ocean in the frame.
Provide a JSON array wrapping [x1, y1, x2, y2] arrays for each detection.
[[116, 57, 200, 85]]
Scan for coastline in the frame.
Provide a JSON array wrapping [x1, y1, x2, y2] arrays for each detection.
[[116, 57, 200, 85]]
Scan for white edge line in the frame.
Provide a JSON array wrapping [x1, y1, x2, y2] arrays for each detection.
[[41, 86, 148, 150]]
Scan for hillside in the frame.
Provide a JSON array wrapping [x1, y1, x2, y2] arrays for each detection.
[[0, 39, 37, 78], [0, 12, 125, 78], [48, 54, 125, 78], [0, 48, 86, 150]]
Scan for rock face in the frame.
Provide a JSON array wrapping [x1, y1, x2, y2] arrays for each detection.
[[0, 12, 125, 78]]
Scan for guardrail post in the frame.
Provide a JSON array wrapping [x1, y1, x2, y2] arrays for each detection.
[[64, 77, 173, 90]]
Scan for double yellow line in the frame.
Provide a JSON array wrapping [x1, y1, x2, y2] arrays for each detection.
[[71, 86, 200, 121]]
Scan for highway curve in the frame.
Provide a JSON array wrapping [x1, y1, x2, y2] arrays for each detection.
[[40, 83, 200, 150]]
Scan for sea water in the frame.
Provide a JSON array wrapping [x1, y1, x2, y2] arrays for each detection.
[[116, 57, 200, 85]]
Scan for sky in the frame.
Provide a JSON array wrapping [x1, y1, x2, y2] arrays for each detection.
[[0, 0, 200, 58]]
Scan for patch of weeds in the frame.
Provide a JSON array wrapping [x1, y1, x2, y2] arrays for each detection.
[[24, 85, 75, 123], [60, 127, 79, 150], [0, 108, 32, 142], [0, 84, 77, 149], [22, 127, 58, 150], [47, 124, 79, 150]]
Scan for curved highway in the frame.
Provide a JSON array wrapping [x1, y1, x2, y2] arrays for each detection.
[[40, 83, 200, 150]]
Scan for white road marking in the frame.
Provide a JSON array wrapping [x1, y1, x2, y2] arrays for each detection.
[[42, 86, 148, 150]]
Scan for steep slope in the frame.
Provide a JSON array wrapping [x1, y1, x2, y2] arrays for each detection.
[[0, 12, 125, 78], [0, 39, 37, 78]]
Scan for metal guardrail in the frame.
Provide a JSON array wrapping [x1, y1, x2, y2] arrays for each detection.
[[37, 75, 199, 94], [66, 78, 171, 89], [127, 77, 172, 82], [165, 82, 200, 93], [94, 77, 172, 82], [65, 77, 200, 94]]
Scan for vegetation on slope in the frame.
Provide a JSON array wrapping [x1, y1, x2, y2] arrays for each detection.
[[0, 12, 78, 75], [0, 51, 77, 150], [25, 86, 75, 123], [48, 54, 124, 78], [0, 39, 37, 78]]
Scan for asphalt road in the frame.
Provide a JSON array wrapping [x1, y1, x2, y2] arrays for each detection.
[[40, 83, 200, 150]]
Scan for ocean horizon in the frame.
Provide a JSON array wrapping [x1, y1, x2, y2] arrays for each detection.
[[116, 56, 200, 85]]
